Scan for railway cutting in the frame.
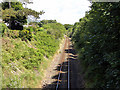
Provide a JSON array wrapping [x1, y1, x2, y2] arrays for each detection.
[[41, 36, 84, 89]]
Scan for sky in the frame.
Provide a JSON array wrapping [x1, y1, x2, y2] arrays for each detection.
[[25, 0, 91, 24]]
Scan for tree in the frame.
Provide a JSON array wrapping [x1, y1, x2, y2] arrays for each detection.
[[2, 2, 45, 30], [2, 2, 23, 10]]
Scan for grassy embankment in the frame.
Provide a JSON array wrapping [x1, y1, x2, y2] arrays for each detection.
[[1, 22, 66, 88]]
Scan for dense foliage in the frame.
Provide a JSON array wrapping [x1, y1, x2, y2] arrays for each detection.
[[2, 2, 23, 10], [64, 24, 73, 30], [64, 24, 73, 37], [72, 2, 120, 88], [38, 20, 57, 27], [42, 23, 66, 39], [1, 20, 66, 87], [1, 2, 44, 30]]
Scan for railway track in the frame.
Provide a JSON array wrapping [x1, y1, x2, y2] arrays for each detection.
[[41, 36, 84, 89], [56, 37, 70, 90], [67, 37, 70, 90]]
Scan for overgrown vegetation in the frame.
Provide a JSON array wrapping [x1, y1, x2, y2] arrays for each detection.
[[72, 2, 120, 88], [1, 18, 66, 87], [64, 24, 73, 37], [1, 2, 67, 87], [43, 23, 66, 39]]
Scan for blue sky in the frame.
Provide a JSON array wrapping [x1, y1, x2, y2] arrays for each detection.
[[25, 0, 91, 24]]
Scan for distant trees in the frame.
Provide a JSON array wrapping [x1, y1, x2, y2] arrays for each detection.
[[64, 24, 73, 37], [64, 24, 73, 30], [42, 22, 66, 39], [38, 20, 57, 27]]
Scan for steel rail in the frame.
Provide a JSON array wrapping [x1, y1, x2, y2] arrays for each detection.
[[56, 62, 63, 90], [56, 37, 67, 90], [68, 38, 70, 90]]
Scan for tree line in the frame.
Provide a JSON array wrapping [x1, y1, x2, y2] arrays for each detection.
[[71, 1, 120, 88]]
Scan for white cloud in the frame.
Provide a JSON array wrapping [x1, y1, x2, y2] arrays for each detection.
[[26, 0, 91, 24]]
